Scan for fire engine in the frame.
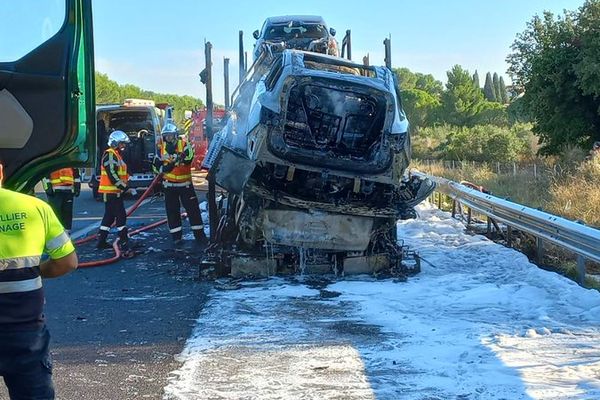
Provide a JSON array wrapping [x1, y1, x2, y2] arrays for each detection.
[[187, 107, 226, 170]]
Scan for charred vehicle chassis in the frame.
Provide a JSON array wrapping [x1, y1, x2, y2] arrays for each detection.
[[202, 50, 434, 278]]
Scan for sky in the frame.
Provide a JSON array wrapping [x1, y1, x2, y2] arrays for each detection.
[[90, 0, 585, 105], [163, 202, 600, 399], [0, 0, 586, 105]]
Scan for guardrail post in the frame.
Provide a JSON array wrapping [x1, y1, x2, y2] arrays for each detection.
[[536, 237, 544, 265], [507, 226, 512, 247], [452, 200, 456, 217], [487, 217, 491, 235], [577, 255, 586, 285], [437, 192, 442, 209], [467, 207, 472, 226]]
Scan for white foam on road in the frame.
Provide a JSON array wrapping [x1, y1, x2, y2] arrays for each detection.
[[164, 203, 600, 400]]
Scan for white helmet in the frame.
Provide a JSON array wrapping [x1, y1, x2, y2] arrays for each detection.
[[161, 121, 179, 138], [107, 130, 130, 147]]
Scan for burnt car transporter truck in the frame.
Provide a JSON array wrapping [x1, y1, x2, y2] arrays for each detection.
[[202, 50, 434, 278]]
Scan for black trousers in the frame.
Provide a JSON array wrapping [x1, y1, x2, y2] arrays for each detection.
[[98, 193, 128, 244], [164, 184, 204, 241], [0, 325, 54, 399], [47, 191, 74, 230]]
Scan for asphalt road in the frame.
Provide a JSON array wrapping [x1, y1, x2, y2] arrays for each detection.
[[0, 184, 212, 400]]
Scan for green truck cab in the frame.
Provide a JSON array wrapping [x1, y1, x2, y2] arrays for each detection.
[[0, 0, 95, 192]]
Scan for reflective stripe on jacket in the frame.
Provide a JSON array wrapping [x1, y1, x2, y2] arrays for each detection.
[[42, 168, 81, 192], [99, 148, 128, 194], [49, 168, 74, 186], [160, 138, 193, 183], [0, 188, 75, 330]]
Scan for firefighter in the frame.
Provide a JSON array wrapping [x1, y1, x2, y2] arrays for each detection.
[[0, 162, 78, 399], [42, 168, 81, 233], [154, 122, 206, 246], [96, 130, 130, 249]]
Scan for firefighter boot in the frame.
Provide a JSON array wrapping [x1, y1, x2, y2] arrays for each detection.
[[96, 230, 112, 249], [118, 227, 129, 250], [193, 229, 208, 247], [172, 230, 184, 248]]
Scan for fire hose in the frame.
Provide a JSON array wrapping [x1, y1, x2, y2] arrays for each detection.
[[75, 174, 173, 268]]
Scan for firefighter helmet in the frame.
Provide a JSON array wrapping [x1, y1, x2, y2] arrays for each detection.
[[107, 130, 130, 147], [161, 122, 179, 137]]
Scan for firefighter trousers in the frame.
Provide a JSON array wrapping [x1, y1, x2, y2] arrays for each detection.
[[164, 184, 205, 242], [47, 191, 74, 230], [97, 193, 128, 246]]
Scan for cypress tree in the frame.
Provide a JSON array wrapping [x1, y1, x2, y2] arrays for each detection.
[[472, 70, 480, 88], [493, 72, 501, 102], [483, 72, 497, 102], [499, 76, 509, 103]]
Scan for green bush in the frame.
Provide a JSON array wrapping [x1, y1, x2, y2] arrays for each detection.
[[471, 102, 509, 127], [411, 124, 535, 162], [411, 125, 452, 159], [443, 125, 526, 162]]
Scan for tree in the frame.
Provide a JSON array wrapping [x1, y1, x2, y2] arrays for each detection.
[[440, 65, 486, 126], [95, 72, 121, 104], [507, 2, 600, 154], [492, 72, 501, 103], [400, 88, 440, 130], [471, 102, 509, 127], [483, 72, 497, 102], [392, 67, 418, 91], [574, 1, 600, 102], [415, 73, 444, 97], [507, 96, 531, 124], [94, 72, 203, 125], [472, 70, 480, 89], [499, 77, 509, 104]]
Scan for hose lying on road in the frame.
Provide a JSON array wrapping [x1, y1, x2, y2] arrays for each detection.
[[78, 217, 170, 268], [76, 174, 174, 268]]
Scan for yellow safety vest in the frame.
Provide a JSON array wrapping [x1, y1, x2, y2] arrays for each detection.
[[0, 188, 75, 329], [161, 138, 192, 184]]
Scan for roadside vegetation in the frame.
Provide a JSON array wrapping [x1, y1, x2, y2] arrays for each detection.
[[95, 72, 203, 125], [398, 0, 600, 228], [414, 156, 600, 228]]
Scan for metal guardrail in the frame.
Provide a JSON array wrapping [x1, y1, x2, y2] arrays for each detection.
[[415, 172, 600, 285]]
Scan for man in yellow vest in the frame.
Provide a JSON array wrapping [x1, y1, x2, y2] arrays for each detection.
[[0, 162, 78, 399], [153, 122, 206, 246], [97, 130, 131, 250], [42, 168, 81, 233]]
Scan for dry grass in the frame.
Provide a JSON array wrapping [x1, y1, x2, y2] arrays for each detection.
[[414, 158, 600, 227], [547, 159, 600, 227], [414, 161, 550, 209]]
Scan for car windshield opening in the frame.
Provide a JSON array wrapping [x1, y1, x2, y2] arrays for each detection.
[[265, 23, 327, 40]]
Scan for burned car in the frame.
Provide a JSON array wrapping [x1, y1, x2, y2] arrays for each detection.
[[204, 50, 434, 277], [252, 15, 338, 60]]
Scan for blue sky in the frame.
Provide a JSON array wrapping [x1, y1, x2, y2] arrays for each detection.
[[90, 0, 584, 104], [3, 1, 585, 105]]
